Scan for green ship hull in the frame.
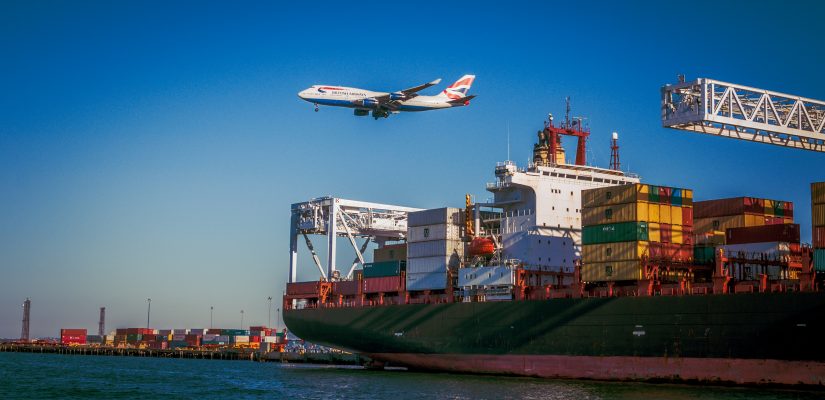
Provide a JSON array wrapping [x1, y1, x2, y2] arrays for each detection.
[[284, 292, 825, 386]]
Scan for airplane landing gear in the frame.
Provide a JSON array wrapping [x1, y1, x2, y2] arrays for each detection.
[[314, 103, 319, 112]]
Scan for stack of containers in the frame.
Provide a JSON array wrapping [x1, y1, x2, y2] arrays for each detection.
[[406, 208, 464, 291], [373, 243, 407, 262], [694, 197, 794, 235], [693, 197, 793, 266], [581, 183, 694, 282], [60, 329, 87, 345], [719, 223, 801, 280], [363, 261, 405, 293], [813, 182, 825, 272]]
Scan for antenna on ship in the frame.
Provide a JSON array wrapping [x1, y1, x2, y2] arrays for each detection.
[[610, 131, 620, 171], [506, 122, 511, 162]]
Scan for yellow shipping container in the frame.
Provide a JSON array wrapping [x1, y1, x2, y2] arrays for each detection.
[[648, 222, 661, 242], [670, 205, 682, 226], [672, 225, 683, 244], [814, 204, 825, 227], [582, 241, 649, 263], [744, 213, 765, 227], [763, 199, 775, 216], [812, 182, 825, 205], [582, 202, 650, 226], [659, 204, 672, 225], [582, 260, 643, 282], [694, 215, 745, 235], [649, 202, 660, 223], [582, 184, 648, 208]]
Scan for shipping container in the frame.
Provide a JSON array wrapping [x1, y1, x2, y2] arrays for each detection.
[[693, 214, 772, 235], [815, 226, 825, 248], [815, 249, 825, 272], [406, 271, 448, 291], [232, 335, 250, 343], [581, 202, 649, 226], [172, 329, 188, 335], [582, 260, 642, 282], [458, 265, 515, 288], [373, 243, 407, 262], [407, 254, 462, 274], [362, 260, 404, 278], [158, 329, 173, 336], [582, 222, 648, 245], [286, 281, 319, 296], [408, 207, 463, 227], [648, 242, 693, 261], [221, 329, 249, 336], [682, 207, 693, 226], [263, 336, 279, 343], [726, 224, 800, 245], [582, 241, 649, 263], [189, 329, 206, 335], [333, 279, 361, 296], [813, 182, 825, 205], [694, 197, 766, 218], [582, 184, 647, 208], [60, 329, 87, 345], [648, 222, 661, 242], [720, 242, 795, 260], [407, 239, 464, 258], [814, 204, 825, 227], [407, 224, 462, 243], [694, 246, 716, 265], [364, 275, 405, 293]]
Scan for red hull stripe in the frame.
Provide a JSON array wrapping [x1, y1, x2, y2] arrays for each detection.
[[367, 353, 825, 387]]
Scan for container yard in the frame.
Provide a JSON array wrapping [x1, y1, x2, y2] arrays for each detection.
[[280, 81, 825, 387]]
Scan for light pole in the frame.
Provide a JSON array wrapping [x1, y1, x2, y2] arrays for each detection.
[[146, 298, 151, 328], [240, 310, 244, 329], [267, 296, 272, 328], [276, 308, 281, 331], [210, 306, 214, 329]]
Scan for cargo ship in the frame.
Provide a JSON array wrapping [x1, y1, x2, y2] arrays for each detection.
[[282, 104, 825, 387]]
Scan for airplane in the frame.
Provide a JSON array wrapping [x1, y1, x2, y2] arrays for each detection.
[[297, 75, 476, 119]]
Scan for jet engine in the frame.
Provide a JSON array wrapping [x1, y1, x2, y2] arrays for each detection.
[[361, 98, 379, 108], [389, 92, 405, 101], [353, 109, 369, 116]]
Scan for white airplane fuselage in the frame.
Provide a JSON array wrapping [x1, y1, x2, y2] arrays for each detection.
[[298, 86, 460, 112]]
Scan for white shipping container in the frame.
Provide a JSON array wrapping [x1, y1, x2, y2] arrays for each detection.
[[215, 335, 230, 342], [234, 336, 250, 343], [408, 239, 464, 258], [407, 255, 462, 274], [263, 336, 279, 343], [720, 242, 791, 259], [458, 265, 515, 288], [408, 207, 462, 227], [407, 271, 448, 291], [407, 224, 462, 243]]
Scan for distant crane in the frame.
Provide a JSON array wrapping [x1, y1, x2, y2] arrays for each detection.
[[662, 76, 825, 152], [610, 132, 620, 171], [21, 298, 31, 342]]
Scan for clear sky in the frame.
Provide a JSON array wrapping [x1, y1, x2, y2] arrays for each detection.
[[2, 1, 824, 338]]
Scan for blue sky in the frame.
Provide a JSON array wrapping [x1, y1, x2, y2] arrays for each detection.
[[1, 1, 824, 338]]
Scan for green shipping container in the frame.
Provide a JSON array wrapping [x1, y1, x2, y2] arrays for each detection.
[[363, 260, 405, 278], [582, 222, 649, 245], [815, 249, 825, 273], [126, 334, 142, 342], [693, 246, 715, 265], [221, 329, 248, 336], [648, 185, 660, 203], [671, 188, 683, 207]]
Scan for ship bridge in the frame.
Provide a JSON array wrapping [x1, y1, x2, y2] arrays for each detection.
[[288, 197, 421, 283]]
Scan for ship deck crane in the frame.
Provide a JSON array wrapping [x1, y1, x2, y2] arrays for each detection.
[[288, 197, 421, 283], [662, 77, 825, 152]]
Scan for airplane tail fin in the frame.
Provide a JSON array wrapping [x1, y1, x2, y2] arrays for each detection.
[[437, 75, 475, 99]]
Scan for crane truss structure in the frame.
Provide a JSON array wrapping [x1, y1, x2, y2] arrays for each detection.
[[662, 77, 825, 152], [288, 197, 421, 283]]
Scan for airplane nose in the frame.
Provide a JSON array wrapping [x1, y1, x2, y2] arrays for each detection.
[[297, 91, 307, 100]]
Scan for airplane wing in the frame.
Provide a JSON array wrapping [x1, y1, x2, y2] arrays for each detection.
[[398, 78, 442, 96], [447, 95, 476, 104], [372, 78, 442, 103]]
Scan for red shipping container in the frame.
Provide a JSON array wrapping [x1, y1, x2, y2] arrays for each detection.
[[814, 226, 825, 248], [726, 224, 800, 245], [786, 202, 794, 218], [694, 197, 766, 218], [682, 207, 693, 227], [251, 336, 261, 343], [286, 281, 319, 295], [364, 276, 404, 293], [207, 328, 223, 335], [60, 329, 88, 345], [660, 223, 672, 243], [138, 328, 154, 335], [333, 280, 361, 296], [659, 187, 672, 204]]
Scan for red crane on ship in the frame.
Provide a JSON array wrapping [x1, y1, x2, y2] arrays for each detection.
[[543, 97, 589, 166]]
